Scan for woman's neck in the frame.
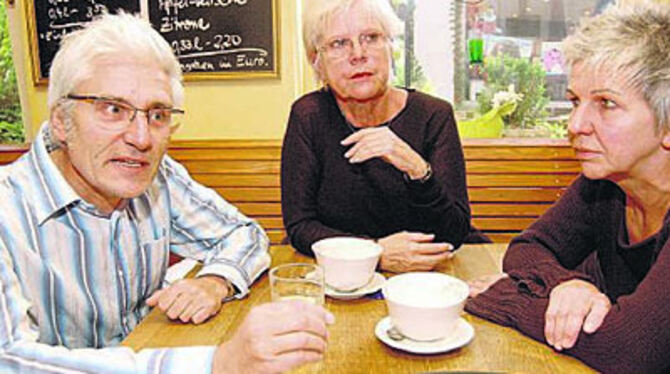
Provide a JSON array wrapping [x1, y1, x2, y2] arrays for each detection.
[[621, 177, 670, 243], [334, 87, 407, 128]]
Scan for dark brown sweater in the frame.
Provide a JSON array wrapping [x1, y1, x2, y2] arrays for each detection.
[[280, 88, 471, 256], [466, 175, 670, 373]]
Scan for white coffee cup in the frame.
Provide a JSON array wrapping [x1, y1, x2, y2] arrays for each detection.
[[383, 272, 469, 341], [312, 237, 382, 292]]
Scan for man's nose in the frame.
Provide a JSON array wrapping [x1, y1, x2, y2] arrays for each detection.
[[123, 111, 152, 151]]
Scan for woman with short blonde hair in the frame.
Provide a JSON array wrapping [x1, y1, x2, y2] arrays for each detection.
[[467, 2, 670, 373]]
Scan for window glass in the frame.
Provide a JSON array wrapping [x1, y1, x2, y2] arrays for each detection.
[[391, 0, 612, 139], [0, 1, 23, 144]]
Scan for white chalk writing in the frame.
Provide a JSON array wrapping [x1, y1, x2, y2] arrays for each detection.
[[151, 0, 274, 73], [180, 49, 268, 71], [159, 0, 248, 16], [160, 16, 211, 33], [170, 34, 244, 56], [181, 60, 215, 72], [235, 53, 267, 68], [39, 1, 109, 41]]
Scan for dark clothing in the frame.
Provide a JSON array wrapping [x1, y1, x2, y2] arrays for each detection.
[[281, 88, 471, 256], [466, 175, 670, 374]]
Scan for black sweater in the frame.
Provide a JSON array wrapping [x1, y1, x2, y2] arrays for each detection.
[[466, 175, 670, 373], [280, 88, 471, 256]]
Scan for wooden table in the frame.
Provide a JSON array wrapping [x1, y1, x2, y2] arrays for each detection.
[[122, 244, 594, 373]]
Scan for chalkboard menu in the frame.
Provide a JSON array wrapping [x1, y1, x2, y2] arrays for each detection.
[[26, 0, 279, 84], [26, 1, 141, 84], [148, 0, 279, 80]]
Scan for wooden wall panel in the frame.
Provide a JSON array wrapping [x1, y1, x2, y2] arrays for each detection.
[[467, 174, 577, 187], [0, 139, 577, 244], [192, 174, 280, 187], [0, 146, 26, 164]]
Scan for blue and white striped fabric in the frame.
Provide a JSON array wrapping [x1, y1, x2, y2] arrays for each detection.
[[0, 124, 271, 373]]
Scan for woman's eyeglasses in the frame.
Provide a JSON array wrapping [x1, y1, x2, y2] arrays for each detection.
[[319, 31, 389, 60]]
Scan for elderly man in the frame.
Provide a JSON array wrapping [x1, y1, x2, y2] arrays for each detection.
[[0, 13, 332, 374]]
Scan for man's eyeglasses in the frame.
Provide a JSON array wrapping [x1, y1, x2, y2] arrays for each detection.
[[64, 94, 184, 131], [319, 31, 388, 60]]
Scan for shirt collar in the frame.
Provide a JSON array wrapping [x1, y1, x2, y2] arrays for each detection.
[[31, 123, 82, 225]]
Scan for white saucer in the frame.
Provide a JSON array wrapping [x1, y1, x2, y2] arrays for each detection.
[[325, 272, 385, 300], [374, 316, 474, 354]]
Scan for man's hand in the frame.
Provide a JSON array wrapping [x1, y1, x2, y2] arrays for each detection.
[[341, 127, 429, 179], [212, 301, 335, 374], [377, 231, 453, 273], [545, 279, 611, 351], [146, 275, 232, 324], [467, 273, 509, 298]]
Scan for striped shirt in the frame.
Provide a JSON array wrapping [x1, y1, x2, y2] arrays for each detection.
[[0, 125, 271, 373]]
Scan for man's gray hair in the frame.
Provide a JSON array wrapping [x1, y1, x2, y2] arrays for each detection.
[[562, 1, 670, 131], [47, 12, 183, 112], [302, 0, 402, 82]]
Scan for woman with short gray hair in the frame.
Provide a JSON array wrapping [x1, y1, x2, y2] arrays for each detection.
[[466, 2, 670, 373], [281, 0, 472, 273]]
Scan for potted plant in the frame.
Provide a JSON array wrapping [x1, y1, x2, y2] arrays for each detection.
[[476, 55, 550, 137], [457, 84, 521, 138]]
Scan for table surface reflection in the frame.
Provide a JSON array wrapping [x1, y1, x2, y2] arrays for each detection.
[[121, 244, 594, 373]]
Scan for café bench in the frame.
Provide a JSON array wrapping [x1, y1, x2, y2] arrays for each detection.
[[0, 138, 579, 244]]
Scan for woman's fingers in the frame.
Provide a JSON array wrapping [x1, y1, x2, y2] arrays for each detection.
[[341, 128, 419, 171], [402, 232, 435, 242], [411, 242, 451, 255], [545, 280, 611, 350], [558, 310, 587, 349], [583, 295, 611, 333]]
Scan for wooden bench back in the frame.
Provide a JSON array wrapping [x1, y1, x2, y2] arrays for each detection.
[[0, 139, 579, 243], [463, 139, 578, 242]]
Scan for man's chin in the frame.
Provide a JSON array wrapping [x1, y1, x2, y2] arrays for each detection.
[[109, 181, 153, 199]]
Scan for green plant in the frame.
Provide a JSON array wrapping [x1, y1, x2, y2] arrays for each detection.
[[0, 1, 23, 144], [0, 120, 23, 143], [541, 119, 568, 139], [477, 55, 550, 130], [392, 49, 433, 92]]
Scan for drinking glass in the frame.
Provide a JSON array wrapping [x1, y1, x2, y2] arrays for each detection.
[[269, 263, 325, 305]]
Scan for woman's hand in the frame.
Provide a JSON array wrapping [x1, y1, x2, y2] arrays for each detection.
[[377, 231, 453, 273], [467, 273, 509, 298], [545, 279, 611, 351], [341, 127, 429, 179]]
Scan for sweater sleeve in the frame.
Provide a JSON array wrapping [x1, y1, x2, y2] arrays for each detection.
[[281, 100, 353, 256], [466, 177, 670, 373], [403, 101, 470, 248], [502, 175, 607, 288], [467, 238, 670, 374]]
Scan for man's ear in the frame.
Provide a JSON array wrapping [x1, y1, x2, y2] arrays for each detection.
[[50, 107, 68, 145]]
